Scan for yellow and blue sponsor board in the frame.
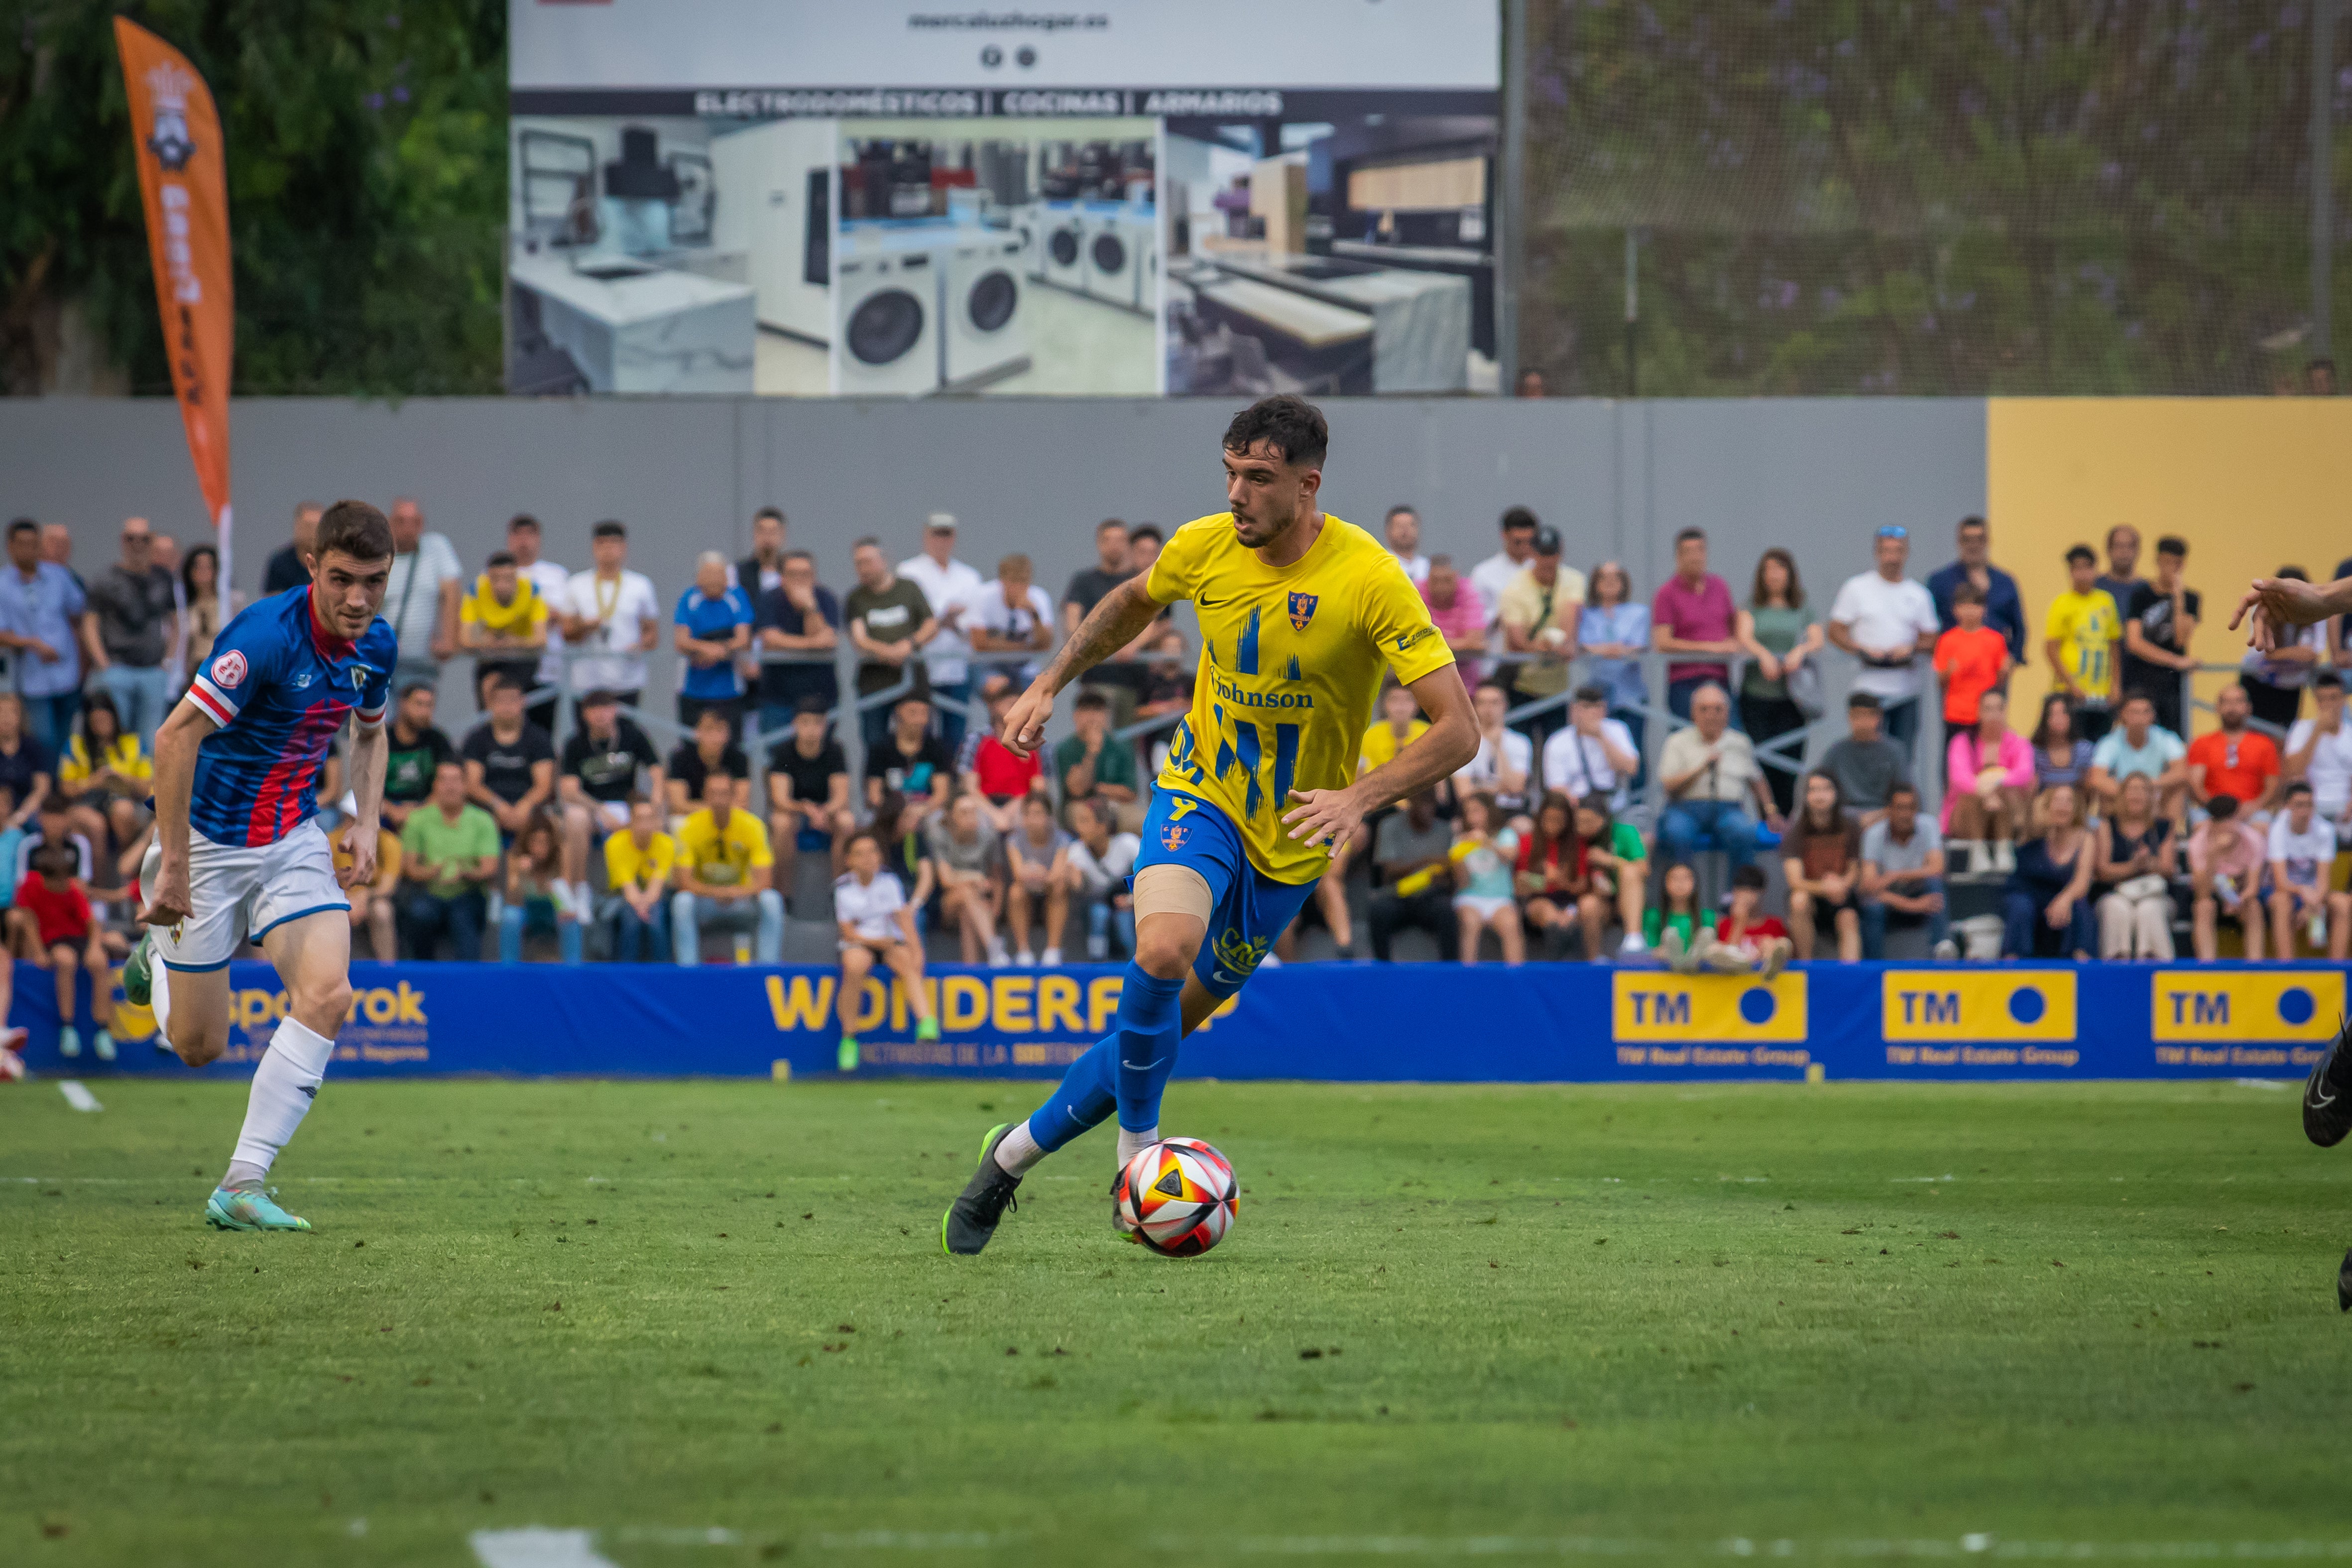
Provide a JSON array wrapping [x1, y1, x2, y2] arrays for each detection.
[[2149, 969, 2344, 1043], [1612, 972, 1808, 1042], [1881, 969, 2076, 1042]]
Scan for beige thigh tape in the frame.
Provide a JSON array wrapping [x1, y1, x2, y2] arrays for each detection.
[[1133, 863, 1213, 923]]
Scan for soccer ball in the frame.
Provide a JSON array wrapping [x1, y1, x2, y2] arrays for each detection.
[[1113, 1138, 1238, 1257]]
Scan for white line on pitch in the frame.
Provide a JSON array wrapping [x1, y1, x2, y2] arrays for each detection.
[[470, 1527, 622, 1568], [56, 1081, 102, 1113]]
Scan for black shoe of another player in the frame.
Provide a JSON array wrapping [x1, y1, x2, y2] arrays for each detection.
[[942, 1123, 1021, 1256], [2302, 1022, 2352, 1148], [2338, 1248, 2351, 1314]]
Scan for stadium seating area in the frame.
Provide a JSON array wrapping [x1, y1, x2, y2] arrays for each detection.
[[5, 499, 2349, 983]]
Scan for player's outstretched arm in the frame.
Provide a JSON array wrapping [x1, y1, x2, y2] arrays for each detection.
[[138, 698, 220, 926], [1000, 576, 1168, 758], [2230, 574, 2352, 652], [1283, 664, 1478, 848]]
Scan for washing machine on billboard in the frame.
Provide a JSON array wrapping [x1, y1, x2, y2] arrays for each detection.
[[943, 232, 1028, 387], [1009, 202, 1045, 280], [834, 228, 942, 394], [1085, 204, 1143, 310], [1042, 202, 1088, 292]]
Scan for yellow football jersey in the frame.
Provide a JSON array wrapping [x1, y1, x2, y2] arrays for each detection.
[[1147, 511, 1455, 883]]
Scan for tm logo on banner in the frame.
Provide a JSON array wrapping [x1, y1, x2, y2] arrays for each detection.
[[1610, 973, 1812, 1072], [1881, 969, 2080, 1069]]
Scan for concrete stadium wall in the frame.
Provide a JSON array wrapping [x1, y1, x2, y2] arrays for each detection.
[[0, 395, 1987, 726]]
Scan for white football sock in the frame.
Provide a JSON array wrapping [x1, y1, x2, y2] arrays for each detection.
[[993, 1120, 1046, 1176], [150, 955, 173, 1039], [1116, 1125, 1160, 1167], [223, 1018, 336, 1191]]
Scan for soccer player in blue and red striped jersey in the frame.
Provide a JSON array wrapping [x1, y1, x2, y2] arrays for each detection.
[[124, 499, 399, 1232]]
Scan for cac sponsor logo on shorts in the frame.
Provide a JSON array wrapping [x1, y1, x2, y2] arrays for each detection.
[[1611, 972, 1808, 1043], [1881, 970, 2077, 1042], [1210, 927, 1270, 986], [2149, 969, 2343, 1043], [210, 648, 247, 688]]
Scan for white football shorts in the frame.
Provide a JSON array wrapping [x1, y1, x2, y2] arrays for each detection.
[[140, 818, 349, 971]]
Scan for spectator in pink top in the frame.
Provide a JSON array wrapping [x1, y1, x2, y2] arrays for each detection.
[[1418, 555, 1487, 685], [1942, 687, 2034, 851], [1649, 527, 1741, 720]]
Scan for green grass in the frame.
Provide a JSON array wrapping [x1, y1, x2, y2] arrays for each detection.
[[2, 1077, 2349, 1566]]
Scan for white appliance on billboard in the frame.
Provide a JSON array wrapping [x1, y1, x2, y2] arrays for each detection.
[[708, 118, 837, 344], [1084, 204, 1139, 308], [943, 233, 1028, 387], [834, 229, 942, 394], [1041, 202, 1088, 293]]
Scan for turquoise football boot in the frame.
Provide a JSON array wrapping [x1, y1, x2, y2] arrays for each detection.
[[205, 1188, 312, 1233]]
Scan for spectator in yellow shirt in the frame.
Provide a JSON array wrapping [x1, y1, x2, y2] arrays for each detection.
[[603, 794, 675, 962], [59, 692, 151, 853], [668, 765, 784, 965], [460, 550, 550, 704], [2044, 544, 2123, 743]]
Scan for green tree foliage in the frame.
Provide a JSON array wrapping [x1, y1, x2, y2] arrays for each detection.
[[1522, 0, 2352, 395], [0, 0, 504, 395]]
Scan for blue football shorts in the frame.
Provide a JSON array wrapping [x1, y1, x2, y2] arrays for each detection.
[[1133, 787, 1319, 998]]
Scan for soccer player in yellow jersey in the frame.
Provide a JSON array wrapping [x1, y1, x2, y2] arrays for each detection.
[[944, 395, 1476, 1254]]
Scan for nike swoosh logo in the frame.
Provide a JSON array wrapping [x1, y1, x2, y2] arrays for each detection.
[[1120, 1059, 1153, 1071], [1198, 596, 1227, 608]]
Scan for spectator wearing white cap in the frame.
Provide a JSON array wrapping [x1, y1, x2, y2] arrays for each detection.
[[1827, 524, 1941, 755], [899, 513, 984, 750]]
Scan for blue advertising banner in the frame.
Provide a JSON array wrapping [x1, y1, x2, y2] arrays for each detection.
[[12, 959, 2342, 1085]]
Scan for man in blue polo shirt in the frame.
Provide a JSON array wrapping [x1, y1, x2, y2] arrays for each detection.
[[673, 551, 753, 735], [1926, 514, 2026, 664], [0, 518, 91, 756]]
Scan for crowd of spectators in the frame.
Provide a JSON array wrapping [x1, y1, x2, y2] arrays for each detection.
[[1, 493, 2343, 1000]]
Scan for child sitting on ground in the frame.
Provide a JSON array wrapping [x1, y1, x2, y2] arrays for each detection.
[[7, 842, 118, 1061], [1708, 863, 1794, 977]]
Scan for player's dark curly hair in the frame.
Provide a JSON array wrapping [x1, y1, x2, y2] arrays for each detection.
[[1223, 395, 1328, 469], [314, 499, 394, 564]]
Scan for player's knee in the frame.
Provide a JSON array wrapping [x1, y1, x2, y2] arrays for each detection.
[[297, 976, 353, 1028], [1133, 930, 1197, 980]]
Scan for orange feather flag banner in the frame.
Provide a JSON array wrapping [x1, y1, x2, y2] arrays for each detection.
[[115, 17, 235, 583]]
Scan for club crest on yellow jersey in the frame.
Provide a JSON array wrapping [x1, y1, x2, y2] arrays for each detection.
[[1288, 591, 1318, 631]]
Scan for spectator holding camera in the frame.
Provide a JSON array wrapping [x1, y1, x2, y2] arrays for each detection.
[[1540, 684, 1639, 815]]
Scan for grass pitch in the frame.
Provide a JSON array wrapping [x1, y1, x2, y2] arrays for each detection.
[[3, 1076, 2349, 1566]]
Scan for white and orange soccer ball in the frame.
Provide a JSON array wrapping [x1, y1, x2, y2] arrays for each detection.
[[1113, 1138, 1238, 1257]]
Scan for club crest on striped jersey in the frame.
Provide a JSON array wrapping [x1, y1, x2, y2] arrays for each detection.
[[1287, 591, 1318, 632]]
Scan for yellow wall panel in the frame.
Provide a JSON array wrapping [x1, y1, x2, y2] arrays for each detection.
[[1985, 399, 2352, 725]]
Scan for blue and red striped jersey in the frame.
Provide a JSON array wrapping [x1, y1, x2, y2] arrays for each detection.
[[183, 586, 394, 847]]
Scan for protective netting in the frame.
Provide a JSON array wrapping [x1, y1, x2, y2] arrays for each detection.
[[1520, 0, 2352, 396]]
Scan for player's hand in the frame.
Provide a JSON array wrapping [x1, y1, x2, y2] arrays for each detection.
[[1283, 785, 1367, 849], [2230, 577, 2329, 651], [139, 861, 192, 928], [1000, 677, 1056, 758], [341, 831, 377, 891]]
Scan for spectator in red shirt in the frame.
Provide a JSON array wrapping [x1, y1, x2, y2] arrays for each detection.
[[1712, 864, 1793, 976], [1932, 582, 2011, 729], [2187, 682, 2282, 819], [962, 682, 1045, 834], [6, 842, 115, 1061], [1649, 527, 1741, 720]]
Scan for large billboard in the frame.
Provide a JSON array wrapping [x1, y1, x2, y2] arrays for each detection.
[[505, 0, 1500, 397]]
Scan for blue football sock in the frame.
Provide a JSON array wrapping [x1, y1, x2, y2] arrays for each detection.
[[1111, 965, 1186, 1134], [1024, 1035, 1118, 1154]]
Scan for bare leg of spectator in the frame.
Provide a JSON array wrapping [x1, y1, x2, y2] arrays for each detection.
[[2097, 893, 2133, 960], [1494, 902, 1525, 965], [1833, 905, 1861, 962], [2333, 893, 2352, 962], [561, 803, 593, 901], [1456, 904, 1484, 966], [367, 889, 398, 962], [1787, 889, 1817, 961], [1008, 881, 1036, 961], [1042, 871, 1070, 962], [2191, 889, 2218, 961], [838, 943, 873, 1039], [1613, 866, 1646, 947], [1577, 891, 1613, 963], [882, 939, 936, 1029]]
